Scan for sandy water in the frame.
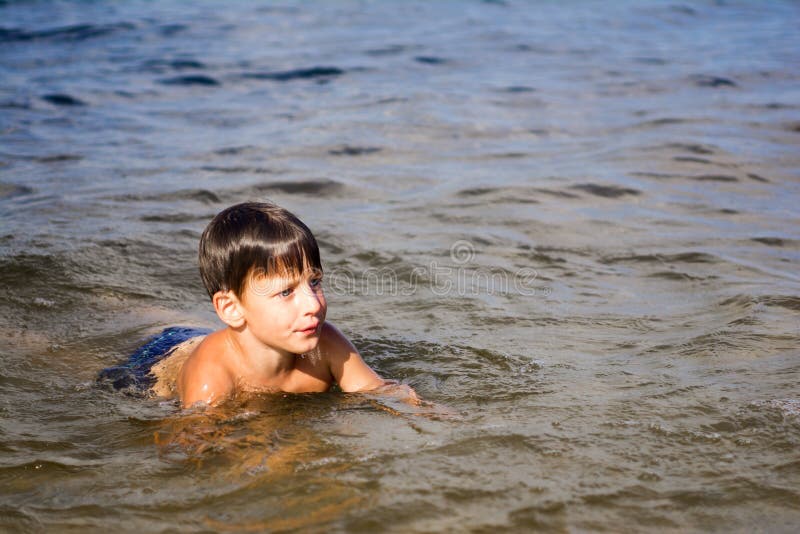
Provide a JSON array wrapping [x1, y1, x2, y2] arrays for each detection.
[[1, 1, 799, 531]]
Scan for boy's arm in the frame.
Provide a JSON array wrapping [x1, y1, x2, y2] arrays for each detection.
[[320, 322, 385, 392]]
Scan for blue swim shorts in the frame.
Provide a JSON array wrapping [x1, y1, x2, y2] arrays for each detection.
[[97, 326, 210, 393]]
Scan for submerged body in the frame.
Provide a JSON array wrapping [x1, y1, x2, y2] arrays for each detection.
[[101, 202, 413, 408], [101, 321, 387, 406]]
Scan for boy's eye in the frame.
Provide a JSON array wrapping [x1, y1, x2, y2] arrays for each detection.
[[310, 277, 322, 288], [279, 288, 293, 297]]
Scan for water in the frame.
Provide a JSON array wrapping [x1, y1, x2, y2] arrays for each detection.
[[2, 0, 799, 531]]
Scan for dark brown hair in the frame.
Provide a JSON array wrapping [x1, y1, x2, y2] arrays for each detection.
[[198, 201, 321, 299]]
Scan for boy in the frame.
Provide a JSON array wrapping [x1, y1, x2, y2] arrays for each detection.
[[108, 201, 408, 408]]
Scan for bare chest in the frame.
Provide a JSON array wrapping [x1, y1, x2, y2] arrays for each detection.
[[236, 353, 333, 395]]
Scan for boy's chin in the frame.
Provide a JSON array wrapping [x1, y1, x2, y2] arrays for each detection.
[[294, 336, 320, 354]]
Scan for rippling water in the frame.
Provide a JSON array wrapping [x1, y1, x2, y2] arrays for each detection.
[[2, 0, 799, 531]]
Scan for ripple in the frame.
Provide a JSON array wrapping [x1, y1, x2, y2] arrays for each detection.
[[328, 146, 382, 156], [141, 58, 206, 72], [0, 183, 34, 200], [34, 154, 83, 163], [0, 22, 135, 43], [41, 94, 86, 106], [570, 183, 641, 198], [241, 66, 344, 82], [600, 252, 719, 265], [690, 74, 738, 88], [751, 237, 786, 247], [414, 56, 449, 65], [690, 174, 739, 182], [199, 165, 276, 174], [159, 75, 220, 87], [247, 179, 345, 196], [109, 188, 221, 204]]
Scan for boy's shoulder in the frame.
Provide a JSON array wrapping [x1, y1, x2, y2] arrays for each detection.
[[317, 322, 384, 392], [317, 322, 356, 363], [177, 330, 236, 406]]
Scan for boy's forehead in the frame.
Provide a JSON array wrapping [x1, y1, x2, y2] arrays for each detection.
[[250, 267, 320, 286]]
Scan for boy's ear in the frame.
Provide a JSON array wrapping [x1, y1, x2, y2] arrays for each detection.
[[212, 290, 245, 328]]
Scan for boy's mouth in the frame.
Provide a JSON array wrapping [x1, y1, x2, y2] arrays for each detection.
[[296, 322, 320, 335]]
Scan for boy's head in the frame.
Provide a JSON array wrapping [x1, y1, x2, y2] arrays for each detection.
[[198, 201, 322, 299]]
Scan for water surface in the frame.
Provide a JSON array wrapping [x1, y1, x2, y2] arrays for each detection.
[[1, 0, 799, 531]]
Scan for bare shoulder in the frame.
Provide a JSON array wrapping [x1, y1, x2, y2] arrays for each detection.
[[318, 322, 383, 392], [177, 330, 235, 407], [317, 321, 357, 360]]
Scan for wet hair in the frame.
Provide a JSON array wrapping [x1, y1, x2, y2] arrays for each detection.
[[198, 201, 321, 299]]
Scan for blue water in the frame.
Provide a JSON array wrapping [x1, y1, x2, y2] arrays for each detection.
[[1, 1, 799, 531]]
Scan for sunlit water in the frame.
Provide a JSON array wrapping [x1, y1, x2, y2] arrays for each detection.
[[1, 0, 799, 531]]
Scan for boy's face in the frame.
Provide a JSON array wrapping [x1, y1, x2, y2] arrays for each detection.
[[238, 268, 327, 357]]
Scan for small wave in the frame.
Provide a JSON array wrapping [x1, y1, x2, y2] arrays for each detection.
[[0, 99, 31, 109], [674, 156, 713, 164], [502, 85, 536, 93], [140, 213, 208, 223], [41, 93, 86, 106], [0, 183, 34, 200], [458, 187, 499, 197], [34, 154, 83, 163], [158, 24, 187, 37], [454, 186, 541, 205], [634, 117, 695, 128], [109, 188, 221, 204], [456, 186, 578, 202], [329, 145, 382, 156], [630, 171, 683, 180], [0, 22, 135, 43], [365, 44, 407, 56], [159, 75, 220, 87], [571, 183, 641, 198], [200, 166, 275, 174], [0, 459, 89, 475], [414, 56, 449, 65], [647, 271, 711, 281], [660, 143, 716, 155], [509, 501, 568, 530], [241, 66, 344, 82], [142, 58, 206, 72], [690, 174, 739, 182], [751, 237, 785, 247], [0, 505, 40, 531], [212, 145, 256, 156], [756, 102, 797, 110], [747, 173, 770, 183], [634, 56, 668, 65], [248, 179, 344, 196], [533, 187, 581, 199], [758, 296, 800, 312], [601, 251, 719, 265], [690, 74, 737, 88]]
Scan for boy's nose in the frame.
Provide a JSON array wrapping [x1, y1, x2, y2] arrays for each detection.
[[301, 284, 323, 314]]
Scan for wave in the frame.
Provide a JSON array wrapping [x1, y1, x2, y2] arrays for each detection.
[[241, 66, 344, 82], [41, 94, 86, 106], [158, 75, 220, 87], [0, 22, 135, 43]]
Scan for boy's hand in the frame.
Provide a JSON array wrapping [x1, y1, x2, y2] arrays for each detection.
[[370, 380, 422, 406]]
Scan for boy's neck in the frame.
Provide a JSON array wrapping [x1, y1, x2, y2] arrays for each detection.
[[224, 327, 296, 379]]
